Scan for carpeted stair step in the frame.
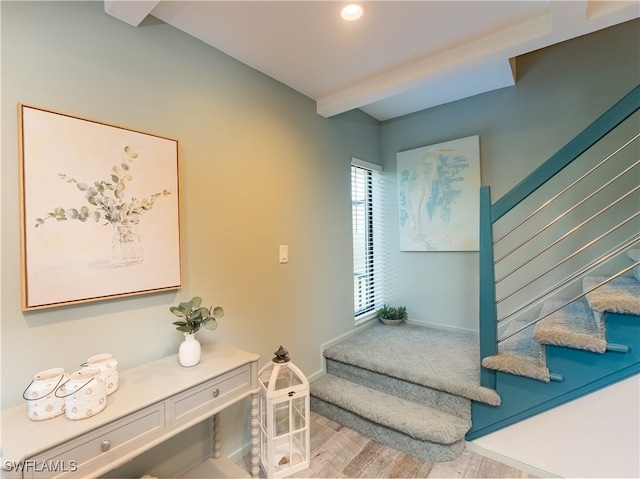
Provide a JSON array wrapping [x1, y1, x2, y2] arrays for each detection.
[[481, 317, 551, 382], [310, 374, 469, 462], [323, 323, 501, 406], [533, 298, 607, 353], [326, 358, 471, 421], [583, 275, 640, 315]]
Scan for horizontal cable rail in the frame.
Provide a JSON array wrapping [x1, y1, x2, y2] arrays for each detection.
[[493, 133, 640, 245], [499, 259, 640, 343], [496, 235, 640, 326], [491, 86, 640, 223], [496, 213, 640, 305], [479, 85, 640, 389], [494, 157, 639, 265], [496, 185, 639, 288], [497, 234, 640, 323]]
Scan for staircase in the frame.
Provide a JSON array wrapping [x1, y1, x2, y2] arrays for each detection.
[[310, 323, 500, 462], [470, 255, 640, 439], [482, 269, 640, 383], [310, 85, 640, 463], [310, 260, 639, 462], [470, 83, 640, 439]]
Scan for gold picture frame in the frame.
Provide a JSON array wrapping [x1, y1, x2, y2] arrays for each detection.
[[19, 104, 181, 310]]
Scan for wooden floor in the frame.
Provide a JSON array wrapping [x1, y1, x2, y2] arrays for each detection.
[[239, 412, 538, 478]]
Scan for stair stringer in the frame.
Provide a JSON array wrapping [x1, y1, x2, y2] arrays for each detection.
[[467, 311, 640, 440]]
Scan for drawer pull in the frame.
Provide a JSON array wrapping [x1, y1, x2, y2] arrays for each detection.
[[101, 440, 111, 452], [212, 388, 220, 398]]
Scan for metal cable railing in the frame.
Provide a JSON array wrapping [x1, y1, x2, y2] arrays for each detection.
[[497, 237, 639, 337], [493, 152, 639, 329], [478, 85, 640, 389], [499, 259, 640, 343], [493, 133, 640, 245], [496, 214, 640, 307]]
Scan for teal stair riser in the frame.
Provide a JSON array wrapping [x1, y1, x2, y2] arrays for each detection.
[[602, 312, 640, 347], [468, 311, 639, 440]]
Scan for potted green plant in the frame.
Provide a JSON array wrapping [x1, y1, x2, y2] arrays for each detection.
[[170, 296, 224, 367], [376, 304, 408, 326]]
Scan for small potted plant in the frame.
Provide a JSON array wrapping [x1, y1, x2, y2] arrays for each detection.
[[376, 304, 408, 326], [170, 296, 224, 367]]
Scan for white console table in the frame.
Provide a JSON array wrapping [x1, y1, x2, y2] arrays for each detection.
[[1, 342, 260, 479]]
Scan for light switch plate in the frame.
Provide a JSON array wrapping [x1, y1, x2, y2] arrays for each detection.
[[279, 245, 288, 263]]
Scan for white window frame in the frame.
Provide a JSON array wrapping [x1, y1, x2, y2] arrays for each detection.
[[351, 158, 384, 325]]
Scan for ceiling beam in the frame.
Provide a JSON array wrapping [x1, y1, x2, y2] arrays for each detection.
[[316, 9, 549, 118], [104, 0, 159, 27]]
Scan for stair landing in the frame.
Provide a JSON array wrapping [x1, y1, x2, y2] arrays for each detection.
[[310, 322, 500, 463], [322, 322, 500, 406]]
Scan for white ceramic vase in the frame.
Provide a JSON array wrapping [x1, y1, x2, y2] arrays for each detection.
[[179, 333, 201, 367]]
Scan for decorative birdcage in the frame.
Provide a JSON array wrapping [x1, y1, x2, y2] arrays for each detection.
[[258, 346, 310, 478]]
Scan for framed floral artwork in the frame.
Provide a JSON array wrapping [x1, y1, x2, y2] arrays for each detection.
[[19, 104, 181, 310]]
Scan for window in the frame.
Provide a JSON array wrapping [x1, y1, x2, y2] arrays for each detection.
[[351, 158, 384, 322]]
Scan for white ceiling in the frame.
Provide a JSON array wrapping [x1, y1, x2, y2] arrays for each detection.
[[104, 1, 639, 121]]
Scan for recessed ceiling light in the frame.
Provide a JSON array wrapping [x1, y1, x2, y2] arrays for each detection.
[[341, 3, 364, 21]]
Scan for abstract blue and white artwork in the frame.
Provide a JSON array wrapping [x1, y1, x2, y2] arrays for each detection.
[[397, 135, 480, 251]]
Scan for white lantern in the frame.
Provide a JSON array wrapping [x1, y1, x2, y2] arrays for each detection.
[[258, 346, 310, 478]]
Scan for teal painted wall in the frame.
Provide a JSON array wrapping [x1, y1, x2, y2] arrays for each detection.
[[380, 19, 639, 331]]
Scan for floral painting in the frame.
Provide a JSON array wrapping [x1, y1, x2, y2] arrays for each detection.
[[397, 135, 480, 251], [19, 104, 181, 310]]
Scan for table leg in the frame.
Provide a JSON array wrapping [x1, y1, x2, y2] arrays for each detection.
[[212, 413, 221, 459], [250, 393, 260, 478]]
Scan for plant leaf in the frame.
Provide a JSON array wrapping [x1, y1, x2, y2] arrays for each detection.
[[204, 319, 218, 331]]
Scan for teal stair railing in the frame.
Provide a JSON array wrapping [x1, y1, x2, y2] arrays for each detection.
[[479, 84, 640, 389]]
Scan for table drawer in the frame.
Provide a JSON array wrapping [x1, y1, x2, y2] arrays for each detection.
[[170, 365, 250, 425], [27, 404, 165, 479]]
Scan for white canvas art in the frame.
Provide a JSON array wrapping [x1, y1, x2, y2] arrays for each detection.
[[397, 135, 481, 251], [19, 104, 181, 310]]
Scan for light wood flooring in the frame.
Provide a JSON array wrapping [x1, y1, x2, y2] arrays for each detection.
[[238, 411, 538, 478]]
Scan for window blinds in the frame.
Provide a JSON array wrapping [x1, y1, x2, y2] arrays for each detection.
[[351, 159, 385, 320]]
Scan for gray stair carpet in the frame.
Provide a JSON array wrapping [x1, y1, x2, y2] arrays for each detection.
[[533, 298, 607, 353], [483, 273, 640, 382], [310, 322, 500, 463], [481, 316, 550, 382], [583, 275, 640, 315], [311, 375, 469, 462], [322, 322, 501, 406], [326, 358, 471, 421], [482, 297, 611, 381]]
